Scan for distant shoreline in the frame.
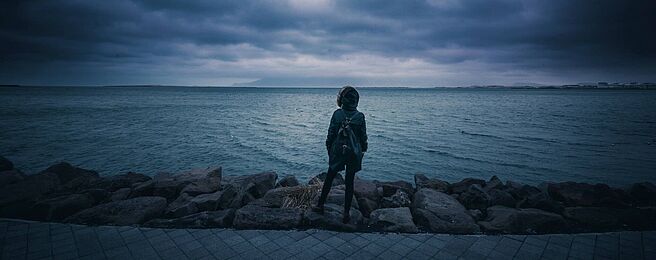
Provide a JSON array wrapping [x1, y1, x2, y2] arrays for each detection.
[[2, 84, 655, 90]]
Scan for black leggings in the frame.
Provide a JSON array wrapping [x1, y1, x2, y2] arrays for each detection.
[[317, 167, 356, 215]]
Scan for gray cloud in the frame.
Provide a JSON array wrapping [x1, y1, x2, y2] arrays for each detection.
[[1, 0, 654, 86]]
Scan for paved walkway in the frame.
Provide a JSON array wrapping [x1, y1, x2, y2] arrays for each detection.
[[0, 219, 653, 260]]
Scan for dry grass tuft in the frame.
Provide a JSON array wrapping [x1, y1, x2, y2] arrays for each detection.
[[281, 182, 323, 209]]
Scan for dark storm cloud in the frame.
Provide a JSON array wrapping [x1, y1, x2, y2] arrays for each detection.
[[1, 0, 654, 86]]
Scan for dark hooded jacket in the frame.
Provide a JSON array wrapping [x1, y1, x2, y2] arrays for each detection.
[[326, 88, 368, 172]]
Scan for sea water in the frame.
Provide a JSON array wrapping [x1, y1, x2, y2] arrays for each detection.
[[1, 86, 655, 186]]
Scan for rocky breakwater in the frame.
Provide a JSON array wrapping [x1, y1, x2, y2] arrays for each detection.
[[0, 156, 655, 234]]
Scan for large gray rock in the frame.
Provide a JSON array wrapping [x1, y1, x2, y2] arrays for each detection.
[[449, 178, 486, 194], [357, 197, 378, 217], [31, 194, 95, 221], [0, 156, 14, 171], [276, 175, 300, 188], [484, 176, 505, 192], [562, 206, 655, 231], [369, 207, 418, 233], [87, 172, 151, 192], [547, 182, 631, 207], [0, 169, 25, 187], [110, 188, 131, 202], [233, 205, 303, 229], [478, 206, 567, 234], [40, 162, 99, 191], [144, 209, 235, 228], [488, 189, 517, 208], [354, 178, 379, 200], [166, 193, 199, 218], [517, 192, 564, 214], [253, 186, 312, 208], [458, 184, 490, 210], [65, 196, 167, 225], [132, 167, 222, 202], [308, 172, 344, 186], [411, 188, 480, 234], [311, 188, 359, 209], [505, 182, 541, 200], [414, 174, 449, 192], [377, 180, 414, 197], [381, 189, 411, 208], [628, 182, 656, 206], [191, 187, 237, 211], [224, 171, 278, 208], [304, 203, 364, 231], [0, 172, 60, 206]]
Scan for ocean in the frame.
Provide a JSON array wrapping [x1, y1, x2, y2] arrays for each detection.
[[1, 86, 655, 186]]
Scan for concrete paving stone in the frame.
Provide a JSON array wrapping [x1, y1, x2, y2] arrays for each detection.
[[230, 240, 259, 254], [336, 232, 358, 242], [51, 242, 77, 256], [541, 245, 570, 260], [359, 233, 380, 241], [25, 248, 51, 259], [372, 237, 396, 248], [414, 241, 442, 257], [486, 249, 513, 260], [459, 249, 487, 260], [345, 250, 377, 260], [208, 246, 237, 260], [261, 230, 286, 240], [293, 248, 323, 260], [513, 250, 541, 260], [77, 252, 108, 260], [159, 246, 189, 260], [189, 229, 214, 240], [376, 249, 404, 260], [171, 233, 197, 246], [104, 246, 131, 258], [311, 241, 333, 255], [296, 235, 321, 247], [468, 239, 498, 255], [255, 241, 280, 255], [142, 228, 167, 239], [312, 231, 336, 241], [335, 242, 360, 256], [165, 229, 189, 239], [186, 246, 211, 259], [398, 236, 422, 249], [214, 229, 238, 240], [361, 242, 386, 256], [441, 237, 475, 257], [406, 250, 433, 260], [194, 255, 216, 260], [280, 242, 305, 255], [324, 248, 349, 259], [406, 233, 433, 243], [267, 249, 293, 260], [52, 250, 79, 260], [287, 231, 310, 241], [236, 230, 261, 240], [434, 249, 459, 260], [494, 237, 523, 256], [271, 234, 295, 248], [177, 240, 204, 255], [347, 235, 371, 248], [323, 235, 346, 248], [247, 234, 271, 247], [388, 243, 413, 256]]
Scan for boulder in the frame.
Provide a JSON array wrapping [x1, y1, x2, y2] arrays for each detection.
[[0, 156, 13, 171], [276, 175, 300, 188], [563, 206, 655, 231], [0, 172, 60, 206], [0, 169, 25, 187], [458, 184, 490, 210], [308, 172, 344, 187], [381, 189, 411, 208], [138, 167, 223, 202], [304, 203, 364, 231], [110, 188, 131, 202], [166, 193, 199, 218], [505, 182, 541, 201], [312, 188, 359, 209], [224, 171, 277, 208], [357, 197, 378, 217], [130, 180, 154, 198], [354, 178, 379, 200], [144, 209, 235, 228], [411, 188, 480, 234], [377, 180, 414, 197], [628, 182, 656, 206], [478, 206, 567, 234], [191, 187, 237, 211], [467, 209, 483, 221], [40, 162, 99, 191], [547, 182, 631, 207], [414, 174, 449, 192], [86, 172, 151, 192], [81, 188, 110, 204], [180, 179, 221, 196], [64, 196, 167, 225], [484, 176, 505, 192], [369, 207, 418, 233], [31, 194, 95, 221], [517, 192, 564, 214], [252, 186, 313, 208], [449, 178, 486, 194], [233, 205, 303, 229], [488, 189, 517, 208]]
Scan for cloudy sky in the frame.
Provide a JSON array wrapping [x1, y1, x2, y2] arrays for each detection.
[[1, 0, 654, 87]]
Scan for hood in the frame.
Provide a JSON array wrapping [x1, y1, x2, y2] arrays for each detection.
[[338, 86, 359, 110]]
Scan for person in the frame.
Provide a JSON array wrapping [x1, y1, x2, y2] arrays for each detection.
[[313, 86, 368, 224]]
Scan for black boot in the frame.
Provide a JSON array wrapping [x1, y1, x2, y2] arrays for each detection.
[[342, 211, 351, 224]]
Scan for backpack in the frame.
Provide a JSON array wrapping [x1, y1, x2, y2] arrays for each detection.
[[331, 110, 363, 161]]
